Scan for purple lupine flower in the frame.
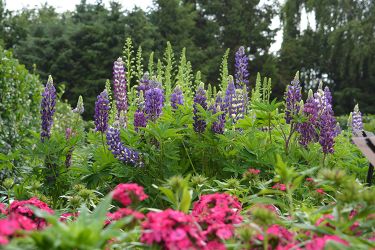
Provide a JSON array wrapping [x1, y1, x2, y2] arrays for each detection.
[[106, 126, 142, 167], [94, 90, 110, 133], [224, 77, 236, 118], [324, 86, 333, 109], [298, 90, 319, 146], [134, 110, 147, 131], [284, 72, 302, 124], [113, 57, 128, 112], [40, 75, 56, 142], [235, 46, 249, 89], [138, 72, 152, 95], [352, 104, 363, 133], [319, 104, 336, 154], [65, 128, 74, 167], [170, 85, 184, 110], [193, 83, 207, 133], [210, 92, 226, 134], [145, 86, 164, 122], [224, 77, 245, 123], [134, 91, 147, 131]]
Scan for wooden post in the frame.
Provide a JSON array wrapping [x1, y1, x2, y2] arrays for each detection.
[[352, 131, 375, 186]]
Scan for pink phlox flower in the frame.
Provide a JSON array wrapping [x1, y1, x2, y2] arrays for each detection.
[[272, 183, 287, 191], [141, 209, 205, 250], [305, 235, 349, 250], [112, 183, 148, 207]]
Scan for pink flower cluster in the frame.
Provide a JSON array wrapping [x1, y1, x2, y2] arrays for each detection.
[[243, 168, 261, 179], [105, 208, 145, 226], [106, 183, 148, 227], [0, 197, 53, 245], [305, 235, 348, 250], [112, 183, 148, 207], [192, 193, 242, 242], [272, 183, 287, 191], [257, 224, 296, 249], [141, 208, 206, 250]]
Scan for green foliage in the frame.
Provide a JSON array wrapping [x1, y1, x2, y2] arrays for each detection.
[[0, 49, 42, 155]]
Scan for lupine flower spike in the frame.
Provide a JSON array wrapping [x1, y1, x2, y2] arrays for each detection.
[[352, 104, 363, 134], [319, 102, 336, 156], [224, 76, 236, 121], [72, 95, 84, 114], [170, 85, 184, 110], [40, 75, 57, 142], [193, 83, 207, 133], [94, 90, 110, 133], [284, 71, 302, 124], [145, 84, 164, 122], [211, 92, 226, 134], [134, 92, 147, 131], [298, 89, 319, 146], [113, 58, 128, 127], [235, 46, 249, 90], [106, 126, 142, 167]]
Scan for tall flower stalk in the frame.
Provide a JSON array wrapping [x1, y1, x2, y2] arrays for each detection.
[[134, 91, 147, 131], [285, 72, 302, 124], [170, 85, 184, 110], [234, 46, 249, 90], [193, 83, 207, 133], [40, 75, 56, 142], [319, 104, 336, 164], [145, 85, 164, 122], [281, 72, 302, 153], [298, 90, 319, 146], [351, 104, 363, 134], [210, 92, 225, 134], [94, 90, 110, 151], [113, 58, 128, 127]]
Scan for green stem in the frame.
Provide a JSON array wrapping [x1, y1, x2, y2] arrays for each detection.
[[182, 140, 196, 174], [263, 232, 268, 250]]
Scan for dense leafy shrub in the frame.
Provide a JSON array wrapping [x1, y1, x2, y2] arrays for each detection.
[[0, 49, 42, 155]]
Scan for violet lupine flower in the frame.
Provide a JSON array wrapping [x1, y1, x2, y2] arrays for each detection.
[[324, 86, 333, 109], [106, 127, 142, 167], [145, 86, 164, 122], [352, 104, 363, 133], [224, 77, 236, 118], [134, 110, 147, 131], [170, 85, 184, 110], [138, 72, 152, 95], [210, 92, 226, 134], [40, 75, 57, 142], [224, 77, 245, 123], [319, 104, 337, 154], [94, 90, 110, 133], [193, 83, 207, 133], [134, 91, 147, 131], [284, 72, 302, 124], [235, 46, 249, 89], [298, 90, 319, 146], [113, 58, 128, 113]]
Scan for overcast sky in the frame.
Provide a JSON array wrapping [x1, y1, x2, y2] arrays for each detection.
[[4, 0, 314, 53]]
